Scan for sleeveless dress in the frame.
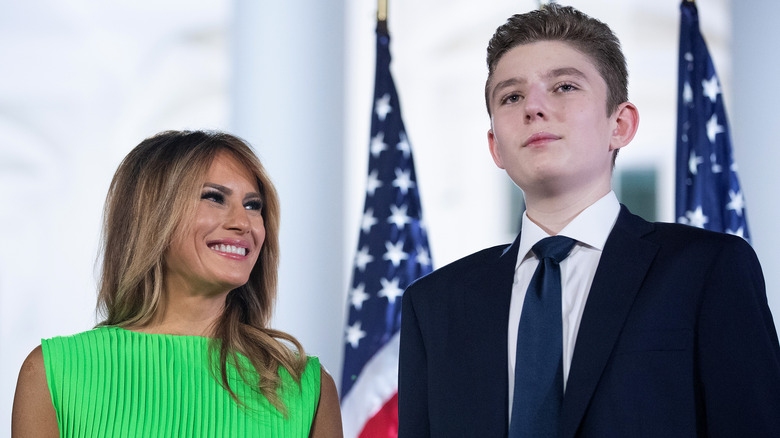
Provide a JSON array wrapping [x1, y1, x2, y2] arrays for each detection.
[[41, 326, 320, 437]]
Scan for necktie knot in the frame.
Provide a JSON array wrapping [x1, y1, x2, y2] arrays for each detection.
[[532, 236, 576, 264]]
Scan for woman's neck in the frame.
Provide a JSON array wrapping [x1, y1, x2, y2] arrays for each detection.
[[129, 288, 228, 337]]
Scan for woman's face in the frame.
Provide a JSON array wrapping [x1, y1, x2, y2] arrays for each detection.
[[164, 151, 265, 297]]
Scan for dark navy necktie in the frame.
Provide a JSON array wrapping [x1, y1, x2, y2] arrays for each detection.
[[509, 236, 576, 438]]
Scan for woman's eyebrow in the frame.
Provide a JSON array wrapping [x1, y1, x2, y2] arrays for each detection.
[[203, 182, 231, 195], [204, 182, 261, 199]]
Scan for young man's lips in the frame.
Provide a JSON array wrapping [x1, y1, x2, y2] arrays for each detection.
[[523, 132, 561, 147]]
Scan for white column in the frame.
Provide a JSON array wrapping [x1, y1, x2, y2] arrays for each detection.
[[231, 0, 347, 384], [731, 0, 780, 327]]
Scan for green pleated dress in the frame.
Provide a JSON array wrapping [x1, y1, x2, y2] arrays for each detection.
[[42, 326, 320, 437]]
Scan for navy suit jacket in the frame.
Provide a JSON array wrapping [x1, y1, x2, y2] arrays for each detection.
[[399, 206, 780, 437]]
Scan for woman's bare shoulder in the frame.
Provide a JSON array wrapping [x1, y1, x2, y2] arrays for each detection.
[[12, 345, 59, 438], [309, 365, 343, 438]]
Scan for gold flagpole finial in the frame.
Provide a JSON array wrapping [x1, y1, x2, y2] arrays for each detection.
[[378, 0, 388, 23]]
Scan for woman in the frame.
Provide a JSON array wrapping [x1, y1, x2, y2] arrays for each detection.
[[12, 130, 342, 437]]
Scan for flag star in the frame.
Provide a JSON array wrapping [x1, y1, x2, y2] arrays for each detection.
[[355, 245, 374, 272], [366, 170, 383, 196], [350, 283, 370, 311], [361, 208, 379, 233], [684, 52, 694, 62], [345, 321, 367, 348], [683, 81, 693, 104], [416, 246, 432, 267], [689, 151, 704, 175], [370, 132, 388, 158], [378, 277, 404, 304], [702, 75, 721, 103], [727, 226, 746, 239], [706, 113, 725, 143], [685, 206, 709, 228], [388, 204, 412, 229], [392, 168, 415, 195], [710, 153, 722, 173], [384, 240, 409, 267], [726, 190, 746, 216], [375, 93, 392, 121], [397, 132, 411, 159]]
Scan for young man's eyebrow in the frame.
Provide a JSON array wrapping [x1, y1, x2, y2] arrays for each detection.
[[491, 77, 526, 102], [546, 67, 588, 80]]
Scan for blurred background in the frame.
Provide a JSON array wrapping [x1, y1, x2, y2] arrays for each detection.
[[2, 0, 779, 434]]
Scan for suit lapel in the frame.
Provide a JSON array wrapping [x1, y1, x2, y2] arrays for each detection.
[[459, 234, 520, 434], [560, 207, 659, 438]]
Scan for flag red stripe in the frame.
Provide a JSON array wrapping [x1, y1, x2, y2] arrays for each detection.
[[358, 392, 398, 438]]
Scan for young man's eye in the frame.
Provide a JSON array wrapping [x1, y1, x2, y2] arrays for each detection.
[[244, 199, 263, 211], [201, 190, 225, 204], [502, 94, 521, 104], [556, 83, 577, 92]]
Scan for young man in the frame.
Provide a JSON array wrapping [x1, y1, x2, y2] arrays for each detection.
[[399, 5, 780, 437]]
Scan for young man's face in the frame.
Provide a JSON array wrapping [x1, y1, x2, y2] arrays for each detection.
[[487, 40, 625, 201]]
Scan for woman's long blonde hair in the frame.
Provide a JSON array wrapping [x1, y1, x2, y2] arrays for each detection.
[[96, 130, 306, 411]]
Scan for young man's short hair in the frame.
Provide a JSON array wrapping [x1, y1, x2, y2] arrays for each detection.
[[485, 4, 628, 117]]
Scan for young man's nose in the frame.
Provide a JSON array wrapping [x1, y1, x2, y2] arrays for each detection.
[[523, 88, 548, 122]]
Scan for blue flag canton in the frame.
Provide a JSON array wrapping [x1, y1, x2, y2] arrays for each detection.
[[341, 32, 433, 398], [676, 2, 750, 242]]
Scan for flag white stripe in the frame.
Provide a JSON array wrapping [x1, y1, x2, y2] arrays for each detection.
[[341, 332, 400, 438]]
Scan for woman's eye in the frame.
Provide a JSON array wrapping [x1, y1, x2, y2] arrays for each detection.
[[245, 200, 263, 211], [201, 191, 225, 204]]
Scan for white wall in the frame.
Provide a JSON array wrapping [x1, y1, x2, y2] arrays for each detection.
[[0, 2, 231, 434]]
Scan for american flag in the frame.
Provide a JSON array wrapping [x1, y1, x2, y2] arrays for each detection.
[[676, 0, 750, 242], [340, 22, 433, 437]]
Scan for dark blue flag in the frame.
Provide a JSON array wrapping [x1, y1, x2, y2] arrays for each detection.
[[676, 1, 750, 242], [339, 23, 433, 437]]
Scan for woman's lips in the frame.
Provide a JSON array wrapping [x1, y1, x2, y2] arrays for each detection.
[[207, 239, 250, 259]]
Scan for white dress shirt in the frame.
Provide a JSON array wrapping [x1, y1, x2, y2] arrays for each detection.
[[507, 191, 621, 416]]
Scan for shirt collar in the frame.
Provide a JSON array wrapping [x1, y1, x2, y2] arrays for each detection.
[[516, 191, 621, 268]]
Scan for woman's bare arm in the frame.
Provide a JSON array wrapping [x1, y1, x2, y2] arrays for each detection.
[[310, 366, 343, 438], [11, 345, 59, 438]]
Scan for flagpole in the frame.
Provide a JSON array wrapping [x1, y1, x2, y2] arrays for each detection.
[[378, 0, 388, 34]]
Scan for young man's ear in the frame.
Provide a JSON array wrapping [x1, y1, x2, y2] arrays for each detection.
[[609, 102, 639, 152], [487, 128, 506, 170]]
